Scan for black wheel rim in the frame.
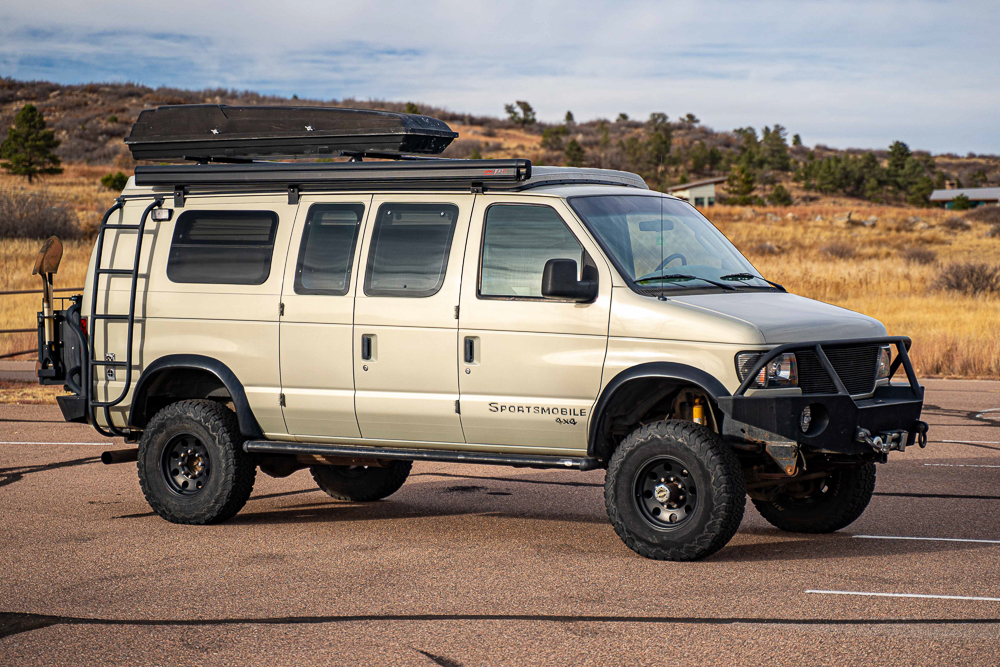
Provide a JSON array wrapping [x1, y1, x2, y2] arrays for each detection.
[[161, 432, 211, 497], [632, 456, 698, 530]]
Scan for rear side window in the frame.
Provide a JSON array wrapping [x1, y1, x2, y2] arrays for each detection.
[[479, 204, 584, 298], [294, 203, 365, 295], [364, 203, 459, 297], [167, 210, 278, 285]]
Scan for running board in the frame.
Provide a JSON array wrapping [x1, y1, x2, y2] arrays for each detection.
[[243, 441, 602, 471]]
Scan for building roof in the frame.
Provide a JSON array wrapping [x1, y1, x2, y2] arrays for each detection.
[[664, 176, 728, 192], [929, 187, 1000, 202]]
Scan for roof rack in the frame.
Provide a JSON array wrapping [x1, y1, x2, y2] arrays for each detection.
[[125, 105, 458, 161], [132, 162, 649, 202]]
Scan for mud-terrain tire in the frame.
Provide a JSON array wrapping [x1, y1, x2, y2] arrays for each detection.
[[605, 420, 746, 561], [752, 463, 876, 534], [310, 461, 412, 501], [137, 399, 256, 524]]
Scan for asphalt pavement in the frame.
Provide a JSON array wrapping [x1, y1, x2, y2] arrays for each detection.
[[1, 378, 999, 666]]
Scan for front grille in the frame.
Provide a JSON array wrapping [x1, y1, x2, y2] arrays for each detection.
[[795, 350, 837, 393], [795, 345, 880, 395]]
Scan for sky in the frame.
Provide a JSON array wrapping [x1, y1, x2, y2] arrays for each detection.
[[2, 1, 998, 154]]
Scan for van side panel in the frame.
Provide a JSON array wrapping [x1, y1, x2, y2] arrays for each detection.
[[86, 195, 294, 436]]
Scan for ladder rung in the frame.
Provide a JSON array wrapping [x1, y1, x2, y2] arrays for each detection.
[[91, 314, 129, 320], [91, 360, 127, 367], [103, 224, 140, 230], [97, 269, 134, 275]]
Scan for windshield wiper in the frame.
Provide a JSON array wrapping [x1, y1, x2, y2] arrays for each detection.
[[635, 274, 737, 291], [719, 272, 787, 292]]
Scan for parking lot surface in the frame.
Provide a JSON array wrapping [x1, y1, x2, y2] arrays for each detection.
[[1, 378, 999, 665]]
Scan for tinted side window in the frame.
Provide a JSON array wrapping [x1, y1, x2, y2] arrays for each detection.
[[294, 203, 365, 295], [480, 205, 584, 298], [167, 210, 278, 285], [364, 203, 459, 298]]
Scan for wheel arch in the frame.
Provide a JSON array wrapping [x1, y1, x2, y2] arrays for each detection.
[[128, 354, 264, 439], [588, 362, 731, 461]]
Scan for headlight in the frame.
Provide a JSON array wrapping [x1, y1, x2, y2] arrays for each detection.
[[876, 345, 892, 380], [736, 352, 798, 388]]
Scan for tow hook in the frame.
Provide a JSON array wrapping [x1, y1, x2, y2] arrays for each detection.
[[856, 423, 927, 453]]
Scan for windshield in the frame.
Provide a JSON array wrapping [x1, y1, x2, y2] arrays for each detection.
[[569, 195, 770, 290]]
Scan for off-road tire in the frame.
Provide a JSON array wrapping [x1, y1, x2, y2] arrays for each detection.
[[310, 461, 412, 501], [605, 420, 746, 561], [752, 463, 876, 533], [137, 399, 256, 524]]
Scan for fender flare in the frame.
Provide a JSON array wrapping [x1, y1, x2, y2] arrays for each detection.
[[588, 362, 731, 458], [128, 354, 264, 439]]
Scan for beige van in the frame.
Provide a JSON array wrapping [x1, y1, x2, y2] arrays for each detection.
[[36, 105, 928, 560]]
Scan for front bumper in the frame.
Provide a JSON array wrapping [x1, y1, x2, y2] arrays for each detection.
[[716, 337, 927, 455]]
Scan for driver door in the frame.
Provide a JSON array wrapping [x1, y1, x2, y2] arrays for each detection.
[[457, 196, 612, 453]]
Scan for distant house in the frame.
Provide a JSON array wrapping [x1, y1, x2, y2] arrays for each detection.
[[664, 176, 727, 207], [929, 187, 1000, 209]]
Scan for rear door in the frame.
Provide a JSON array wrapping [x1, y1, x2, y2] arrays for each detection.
[[279, 195, 371, 438], [352, 194, 473, 444]]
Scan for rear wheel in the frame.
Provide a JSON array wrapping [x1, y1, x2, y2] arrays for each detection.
[[752, 463, 876, 533], [605, 420, 746, 561], [137, 400, 256, 524], [310, 461, 412, 502]]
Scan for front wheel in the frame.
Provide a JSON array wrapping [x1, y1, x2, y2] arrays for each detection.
[[751, 463, 876, 533], [605, 420, 746, 561]]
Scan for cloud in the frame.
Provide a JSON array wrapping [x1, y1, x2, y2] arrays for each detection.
[[1, 0, 998, 153]]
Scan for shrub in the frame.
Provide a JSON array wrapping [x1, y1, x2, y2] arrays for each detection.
[[107, 115, 118, 123], [988, 224, 1000, 239], [933, 263, 1000, 295], [901, 247, 937, 265], [754, 241, 781, 255], [565, 139, 585, 167], [942, 216, 972, 232], [820, 242, 855, 259], [0, 184, 81, 238], [950, 194, 971, 211], [440, 139, 483, 159], [100, 171, 128, 191], [966, 206, 1000, 225], [767, 184, 793, 206]]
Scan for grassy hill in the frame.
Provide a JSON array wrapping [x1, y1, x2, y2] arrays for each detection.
[[3, 77, 999, 202], [1, 78, 999, 379]]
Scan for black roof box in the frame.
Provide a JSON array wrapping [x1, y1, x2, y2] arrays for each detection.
[[125, 105, 459, 161]]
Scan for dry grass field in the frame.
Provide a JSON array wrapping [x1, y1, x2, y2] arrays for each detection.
[[1, 169, 998, 378]]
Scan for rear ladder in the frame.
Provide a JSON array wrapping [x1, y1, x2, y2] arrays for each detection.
[[88, 197, 163, 438]]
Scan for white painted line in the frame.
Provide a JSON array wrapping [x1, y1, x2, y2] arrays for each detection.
[[807, 590, 1000, 602], [854, 535, 1000, 544], [974, 408, 1000, 420], [0, 441, 111, 446], [924, 463, 1000, 469], [942, 440, 1000, 445]]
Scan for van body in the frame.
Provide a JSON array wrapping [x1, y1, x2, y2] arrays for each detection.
[[36, 107, 927, 560]]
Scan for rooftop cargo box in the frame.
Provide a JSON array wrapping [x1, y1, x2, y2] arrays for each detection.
[[125, 105, 459, 161]]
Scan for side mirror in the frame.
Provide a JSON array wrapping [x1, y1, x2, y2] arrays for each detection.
[[541, 259, 598, 302]]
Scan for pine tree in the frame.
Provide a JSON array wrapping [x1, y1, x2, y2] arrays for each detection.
[[1, 105, 63, 183], [504, 101, 536, 127], [565, 139, 585, 167], [726, 165, 757, 205], [646, 113, 671, 166], [564, 110, 575, 124]]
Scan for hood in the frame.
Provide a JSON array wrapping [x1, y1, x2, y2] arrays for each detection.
[[668, 292, 886, 344]]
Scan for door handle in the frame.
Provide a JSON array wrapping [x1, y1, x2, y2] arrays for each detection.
[[464, 337, 475, 363], [361, 335, 372, 360]]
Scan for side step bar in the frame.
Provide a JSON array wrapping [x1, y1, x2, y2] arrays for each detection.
[[243, 441, 603, 471]]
